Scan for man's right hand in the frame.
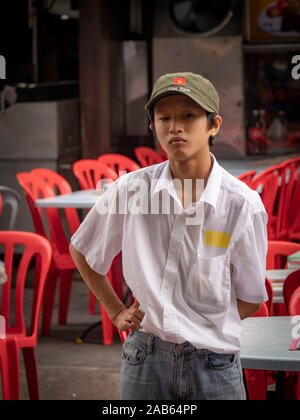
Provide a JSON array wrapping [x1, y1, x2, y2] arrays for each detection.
[[112, 299, 145, 331]]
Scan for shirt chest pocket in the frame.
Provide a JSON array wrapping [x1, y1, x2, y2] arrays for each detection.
[[187, 252, 230, 312]]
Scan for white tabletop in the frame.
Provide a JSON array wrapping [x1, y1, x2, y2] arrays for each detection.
[[35, 190, 104, 209], [241, 317, 300, 371]]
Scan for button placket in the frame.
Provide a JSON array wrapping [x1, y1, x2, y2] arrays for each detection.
[[162, 214, 187, 338]]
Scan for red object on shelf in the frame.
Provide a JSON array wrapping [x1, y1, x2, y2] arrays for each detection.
[[0, 231, 52, 400], [134, 147, 164, 167]]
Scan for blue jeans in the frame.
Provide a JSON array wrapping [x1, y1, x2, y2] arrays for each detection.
[[120, 330, 246, 400]]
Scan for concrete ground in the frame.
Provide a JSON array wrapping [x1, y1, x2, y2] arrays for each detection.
[[1, 274, 124, 400]]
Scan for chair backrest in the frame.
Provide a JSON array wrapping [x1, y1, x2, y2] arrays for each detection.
[[275, 160, 298, 240], [17, 172, 52, 238], [0, 231, 51, 338], [289, 163, 300, 235], [288, 286, 300, 316], [30, 168, 80, 235], [283, 270, 300, 314], [266, 241, 300, 269], [98, 154, 140, 175], [73, 159, 118, 190], [251, 302, 269, 317], [265, 277, 274, 316], [16, 172, 69, 257], [237, 170, 257, 188], [251, 166, 284, 239], [0, 186, 21, 230], [134, 147, 164, 167]]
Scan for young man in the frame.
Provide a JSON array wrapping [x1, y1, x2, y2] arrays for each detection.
[[69, 72, 268, 400]]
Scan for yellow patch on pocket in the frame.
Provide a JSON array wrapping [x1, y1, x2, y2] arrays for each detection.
[[204, 230, 231, 249]]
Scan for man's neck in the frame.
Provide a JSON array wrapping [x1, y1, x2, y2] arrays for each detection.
[[168, 152, 213, 208]]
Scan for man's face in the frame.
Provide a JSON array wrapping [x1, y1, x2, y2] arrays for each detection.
[[152, 94, 220, 162]]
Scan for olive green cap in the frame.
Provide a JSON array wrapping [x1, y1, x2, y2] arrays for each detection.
[[145, 72, 219, 114]]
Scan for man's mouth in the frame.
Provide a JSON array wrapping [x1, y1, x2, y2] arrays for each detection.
[[169, 137, 187, 144]]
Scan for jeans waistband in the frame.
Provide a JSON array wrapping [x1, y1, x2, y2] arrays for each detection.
[[127, 330, 205, 356]]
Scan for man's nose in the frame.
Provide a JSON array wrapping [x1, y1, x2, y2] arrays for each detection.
[[169, 117, 183, 134]]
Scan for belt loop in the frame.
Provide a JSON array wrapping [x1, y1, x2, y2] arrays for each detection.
[[146, 334, 153, 355]]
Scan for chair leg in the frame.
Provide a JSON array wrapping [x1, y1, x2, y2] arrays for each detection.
[[22, 347, 39, 400], [100, 303, 114, 345], [0, 344, 11, 400], [6, 340, 20, 400], [244, 369, 267, 400], [58, 269, 74, 325], [88, 292, 96, 315], [41, 269, 58, 335]]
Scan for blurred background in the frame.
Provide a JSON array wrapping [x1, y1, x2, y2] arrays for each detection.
[[0, 0, 300, 231]]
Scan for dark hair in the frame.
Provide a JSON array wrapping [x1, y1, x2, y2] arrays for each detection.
[[205, 111, 217, 147], [148, 108, 217, 147]]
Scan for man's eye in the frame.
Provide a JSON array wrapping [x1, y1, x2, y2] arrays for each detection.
[[184, 113, 193, 118], [159, 117, 169, 121]]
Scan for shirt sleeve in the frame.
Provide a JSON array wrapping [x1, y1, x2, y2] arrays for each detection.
[[70, 182, 124, 275], [230, 209, 269, 303]]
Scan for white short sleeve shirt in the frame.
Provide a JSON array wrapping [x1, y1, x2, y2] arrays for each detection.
[[71, 153, 268, 354]]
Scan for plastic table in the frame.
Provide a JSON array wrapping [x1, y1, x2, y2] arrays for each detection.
[[35, 189, 104, 209], [241, 316, 300, 399]]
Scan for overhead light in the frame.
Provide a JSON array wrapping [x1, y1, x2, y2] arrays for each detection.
[[60, 14, 70, 20]]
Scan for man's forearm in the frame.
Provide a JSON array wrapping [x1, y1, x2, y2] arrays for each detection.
[[237, 299, 261, 320], [69, 243, 127, 323]]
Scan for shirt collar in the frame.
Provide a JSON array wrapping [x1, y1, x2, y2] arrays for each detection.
[[152, 152, 222, 213]]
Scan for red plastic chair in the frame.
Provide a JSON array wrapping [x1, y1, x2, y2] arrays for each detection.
[[98, 154, 140, 175], [72, 159, 118, 190], [288, 286, 300, 316], [17, 171, 123, 345], [267, 241, 300, 316], [275, 160, 299, 241], [31, 169, 81, 236], [283, 270, 300, 315], [251, 165, 285, 240], [265, 277, 274, 317], [0, 186, 21, 230], [0, 231, 52, 400], [17, 172, 76, 335], [244, 303, 271, 400], [266, 241, 300, 270], [118, 329, 130, 344], [289, 164, 300, 242], [134, 147, 164, 167], [237, 170, 257, 188]]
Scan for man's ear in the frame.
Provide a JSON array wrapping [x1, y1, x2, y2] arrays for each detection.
[[149, 123, 153, 131]]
